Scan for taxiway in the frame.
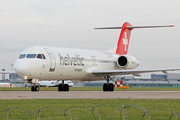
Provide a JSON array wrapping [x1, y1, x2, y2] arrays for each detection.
[[0, 91, 180, 99]]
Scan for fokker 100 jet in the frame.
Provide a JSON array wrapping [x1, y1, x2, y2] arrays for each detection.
[[1, 22, 179, 92]]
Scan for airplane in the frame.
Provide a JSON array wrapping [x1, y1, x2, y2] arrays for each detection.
[[0, 83, 14, 87], [1, 22, 179, 92], [38, 80, 73, 87]]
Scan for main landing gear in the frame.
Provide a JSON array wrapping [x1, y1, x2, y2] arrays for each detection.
[[58, 80, 69, 92], [103, 76, 114, 92], [31, 85, 39, 92]]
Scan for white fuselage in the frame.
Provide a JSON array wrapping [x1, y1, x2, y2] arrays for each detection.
[[15, 46, 139, 81]]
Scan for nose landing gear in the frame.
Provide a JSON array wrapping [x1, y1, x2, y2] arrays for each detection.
[[26, 79, 40, 92], [31, 85, 39, 92]]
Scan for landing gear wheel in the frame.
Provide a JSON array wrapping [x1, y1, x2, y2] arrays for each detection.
[[58, 84, 63, 91], [31, 85, 39, 92], [58, 84, 69, 91], [103, 76, 114, 92], [31, 86, 35, 91], [103, 83, 108, 92], [64, 84, 69, 91], [109, 83, 114, 92], [35, 86, 39, 92]]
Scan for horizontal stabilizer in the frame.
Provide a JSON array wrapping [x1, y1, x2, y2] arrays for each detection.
[[94, 25, 174, 30], [94, 27, 123, 29]]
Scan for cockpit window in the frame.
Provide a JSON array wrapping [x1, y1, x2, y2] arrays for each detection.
[[42, 54, 46, 59], [37, 54, 46, 59], [26, 54, 37, 58], [37, 54, 43, 59], [19, 54, 26, 59]]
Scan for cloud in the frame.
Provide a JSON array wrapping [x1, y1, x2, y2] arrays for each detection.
[[0, 0, 180, 70], [36, 24, 44, 28]]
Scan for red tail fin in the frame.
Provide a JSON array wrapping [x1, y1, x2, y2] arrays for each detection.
[[116, 22, 132, 55], [94, 22, 174, 55]]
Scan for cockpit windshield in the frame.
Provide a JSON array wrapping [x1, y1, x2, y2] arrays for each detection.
[[19, 54, 26, 59], [26, 54, 37, 58], [18, 54, 46, 59]]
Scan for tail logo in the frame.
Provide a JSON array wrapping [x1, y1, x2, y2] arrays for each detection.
[[123, 32, 128, 51]]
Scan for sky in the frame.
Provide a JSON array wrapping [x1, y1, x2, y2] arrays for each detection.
[[0, 0, 180, 73]]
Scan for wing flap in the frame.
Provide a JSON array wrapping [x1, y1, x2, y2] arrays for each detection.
[[92, 68, 180, 77]]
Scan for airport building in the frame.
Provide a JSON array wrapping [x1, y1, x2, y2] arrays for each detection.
[[9, 74, 24, 80], [124, 80, 180, 88], [151, 74, 167, 80], [0, 68, 25, 87]]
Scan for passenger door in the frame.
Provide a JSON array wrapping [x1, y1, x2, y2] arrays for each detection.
[[44, 48, 56, 72]]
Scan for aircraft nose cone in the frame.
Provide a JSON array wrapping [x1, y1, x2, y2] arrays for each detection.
[[15, 60, 29, 77]]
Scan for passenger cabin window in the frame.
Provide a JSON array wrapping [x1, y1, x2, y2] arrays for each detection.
[[37, 54, 46, 59], [26, 54, 37, 58], [19, 54, 26, 59]]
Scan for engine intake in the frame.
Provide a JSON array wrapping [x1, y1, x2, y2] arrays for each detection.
[[118, 56, 128, 66], [117, 55, 140, 69]]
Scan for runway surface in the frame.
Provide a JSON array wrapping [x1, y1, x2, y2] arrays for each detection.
[[0, 91, 180, 99]]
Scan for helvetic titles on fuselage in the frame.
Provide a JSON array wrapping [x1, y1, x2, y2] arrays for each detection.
[[59, 54, 84, 66]]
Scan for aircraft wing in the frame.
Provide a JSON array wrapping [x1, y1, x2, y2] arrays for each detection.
[[92, 68, 180, 77], [0, 71, 16, 74]]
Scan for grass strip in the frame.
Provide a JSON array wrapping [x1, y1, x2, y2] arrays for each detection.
[[0, 99, 179, 119]]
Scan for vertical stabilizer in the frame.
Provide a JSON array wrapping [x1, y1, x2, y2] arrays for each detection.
[[116, 22, 132, 55]]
